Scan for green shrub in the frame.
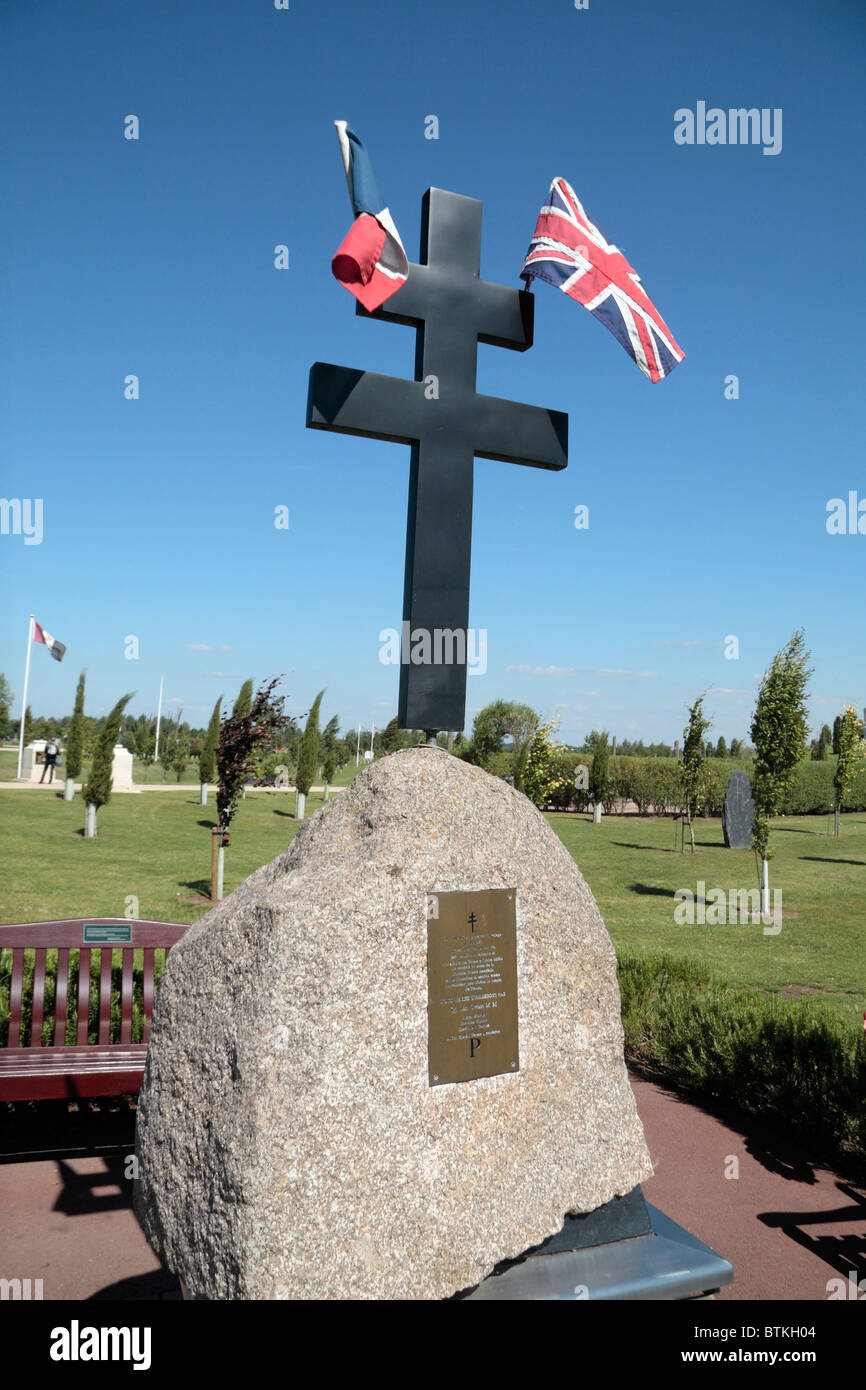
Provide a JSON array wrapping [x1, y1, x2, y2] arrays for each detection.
[[617, 949, 866, 1173]]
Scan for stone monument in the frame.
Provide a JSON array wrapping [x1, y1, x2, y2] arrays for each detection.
[[19, 740, 48, 782], [722, 769, 754, 849], [110, 743, 138, 793], [135, 747, 652, 1299], [134, 182, 723, 1300]]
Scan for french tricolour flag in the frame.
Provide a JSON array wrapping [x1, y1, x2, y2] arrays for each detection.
[[331, 122, 408, 313], [33, 619, 66, 662]]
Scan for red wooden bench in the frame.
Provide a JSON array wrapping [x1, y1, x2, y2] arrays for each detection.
[[0, 918, 189, 1101]]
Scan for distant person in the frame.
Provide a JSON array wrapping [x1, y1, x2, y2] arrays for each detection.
[[40, 737, 59, 784]]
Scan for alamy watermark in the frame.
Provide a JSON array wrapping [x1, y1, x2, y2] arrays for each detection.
[[379, 623, 487, 676], [826, 492, 866, 535], [0, 1277, 43, 1299], [1, 498, 43, 545], [674, 103, 782, 156], [674, 881, 782, 935]]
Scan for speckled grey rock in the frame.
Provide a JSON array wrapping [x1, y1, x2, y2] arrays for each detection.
[[134, 746, 652, 1300], [722, 769, 755, 850]]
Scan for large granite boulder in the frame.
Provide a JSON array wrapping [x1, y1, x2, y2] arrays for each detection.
[[134, 746, 651, 1299]]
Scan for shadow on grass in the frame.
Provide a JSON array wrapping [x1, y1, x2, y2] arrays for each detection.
[[197, 819, 216, 830], [273, 809, 295, 818], [612, 842, 678, 853], [799, 856, 865, 867], [774, 827, 817, 834], [179, 880, 211, 898], [628, 883, 678, 898]]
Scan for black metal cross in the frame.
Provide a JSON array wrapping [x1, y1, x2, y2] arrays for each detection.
[[306, 187, 568, 734]]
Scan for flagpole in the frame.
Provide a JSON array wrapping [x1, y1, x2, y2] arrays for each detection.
[[16, 614, 35, 779], [154, 676, 164, 760]]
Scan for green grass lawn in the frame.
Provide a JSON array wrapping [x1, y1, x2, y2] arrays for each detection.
[[2, 785, 863, 1026], [0, 786, 320, 924], [551, 810, 866, 1029], [0, 743, 366, 788]]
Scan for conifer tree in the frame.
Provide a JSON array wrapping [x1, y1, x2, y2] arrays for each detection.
[[64, 671, 86, 799], [295, 690, 324, 819], [83, 693, 133, 836], [199, 694, 222, 804], [680, 694, 711, 852], [233, 679, 253, 720]]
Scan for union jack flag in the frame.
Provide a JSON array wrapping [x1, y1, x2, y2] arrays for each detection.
[[521, 178, 685, 383]]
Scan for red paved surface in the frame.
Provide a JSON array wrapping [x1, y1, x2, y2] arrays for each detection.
[[1, 1074, 864, 1300], [634, 1074, 866, 1301]]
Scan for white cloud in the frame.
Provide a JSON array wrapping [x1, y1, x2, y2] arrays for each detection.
[[596, 669, 657, 680], [186, 643, 212, 652], [506, 664, 577, 677], [652, 639, 705, 648]]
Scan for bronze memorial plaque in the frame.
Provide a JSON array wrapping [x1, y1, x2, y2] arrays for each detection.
[[426, 888, 519, 1086]]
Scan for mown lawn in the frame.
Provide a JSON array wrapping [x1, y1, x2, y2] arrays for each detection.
[[2, 786, 864, 1027], [551, 810, 866, 1029], [0, 786, 318, 924], [0, 743, 367, 788]]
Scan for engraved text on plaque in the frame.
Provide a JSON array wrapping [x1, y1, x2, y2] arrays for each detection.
[[426, 888, 519, 1086]]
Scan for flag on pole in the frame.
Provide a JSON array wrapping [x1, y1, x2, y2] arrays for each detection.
[[331, 122, 408, 313], [33, 619, 66, 662], [521, 177, 685, 383]]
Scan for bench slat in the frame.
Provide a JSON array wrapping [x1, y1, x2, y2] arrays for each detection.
[[0, 1045, 148, 1102], [142, 948, 155, 1043], [8, 950, 25, 1048], [77, 948, 91, 1045], [29, 947, 47, 1047], [120, 950, 134, 1043], [53, 947, 70, 1046], [98, 947, 113, 1043], [1, 920, 189, 1100]]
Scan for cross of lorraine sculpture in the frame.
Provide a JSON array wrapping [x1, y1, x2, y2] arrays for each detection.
[[306, 187, 568, 735]]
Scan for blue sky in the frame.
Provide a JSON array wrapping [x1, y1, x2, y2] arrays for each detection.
[[2, 0, 864, 745]]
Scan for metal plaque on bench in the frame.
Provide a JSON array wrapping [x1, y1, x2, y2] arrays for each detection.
[[427, 888, 519, 1087], [82, 923, 133, 945]]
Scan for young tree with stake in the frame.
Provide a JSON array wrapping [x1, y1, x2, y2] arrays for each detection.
[[588, 730, 611, 823], [83, 693, 133, 837], [680, 693, 711, 852], [833, 705, 865, 838], [750, 630, 812, 915]]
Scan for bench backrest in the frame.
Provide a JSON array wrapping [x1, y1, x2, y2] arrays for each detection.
[[0, 919, 190, 1049]]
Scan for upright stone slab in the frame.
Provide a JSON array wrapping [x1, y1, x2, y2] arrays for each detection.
[[135, 747, 652, 1299], [722, 769, 755, 849], [20, 741, 48, 782], [110, 744, 138, 792]]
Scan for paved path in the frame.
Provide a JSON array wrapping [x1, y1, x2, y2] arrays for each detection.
[[1, 1074, 863, 1300]]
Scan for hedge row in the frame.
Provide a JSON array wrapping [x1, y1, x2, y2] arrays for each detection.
[[539, 752, 866, 816], [618, 949, 866, 1177]]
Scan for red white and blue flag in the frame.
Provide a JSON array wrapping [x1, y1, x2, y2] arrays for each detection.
[[521, 178, 684, 383], [331, 122, 408, 313], [33, 619, 66, 662]]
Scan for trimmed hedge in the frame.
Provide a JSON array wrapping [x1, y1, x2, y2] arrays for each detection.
[[541, 753, 866, 817], [618, 949, 866, 1175]]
